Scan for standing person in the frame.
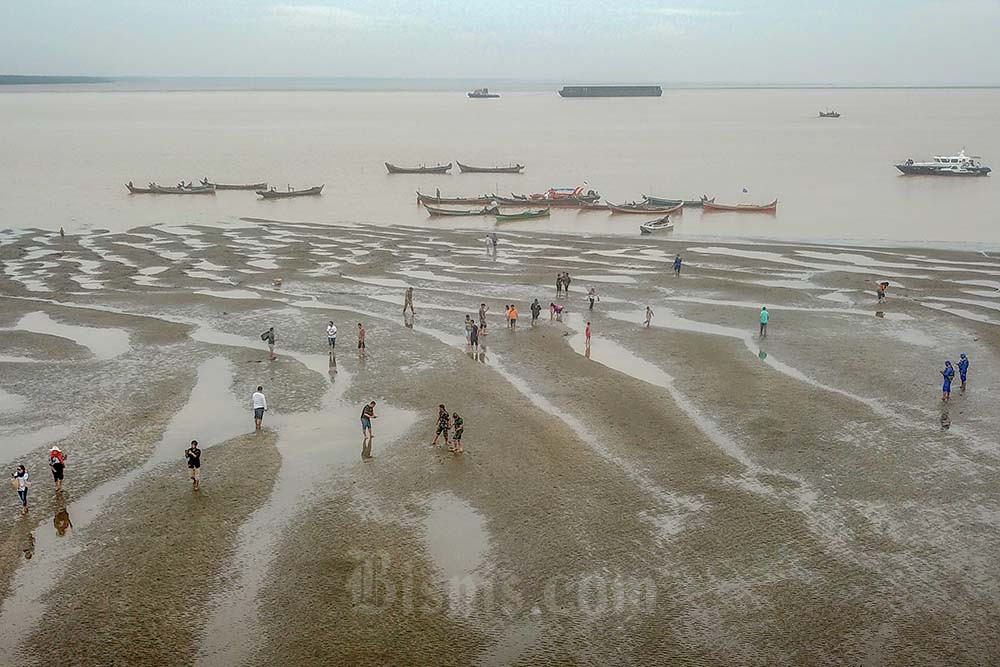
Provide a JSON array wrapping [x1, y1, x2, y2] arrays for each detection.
[[877, 283, 886, 304], [490, 232, 498, 253], [673, 254, 682, 276], [361, 401, 377, 459], [530, 298, 542, 325], [48, 446, 66, 492], [585, 321, 592, 346], [403, 287, 415, 315], [431, 404, 450, 448], [184, 440, 202, 491], [941, 361, 955, 401], [465, 315, 474, 343], [252, 385, 267, 431], [556, 273, 564, 295], [450, 412, 465, 453], [11, 465, 28, 515], [469, 322, 480, 354], [759, 307, 769, 338], [564, 273, 572, 293], [550, 302, 564, 321], [479, 303, 489, 329], [588, 287, 599, 310], [509, 304, 519, 331], [504, 305, 511, 328], [261, 327, 277, 361], [357, 322, 367, 357], [644, 306, 654, 328], [59, 226, 65, 239], [958, 353, 970, 391], [327, 321, 338, 352]]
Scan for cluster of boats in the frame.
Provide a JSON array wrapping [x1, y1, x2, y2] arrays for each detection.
[[125, 179, 325, 198], [386, 162, 524, 174]]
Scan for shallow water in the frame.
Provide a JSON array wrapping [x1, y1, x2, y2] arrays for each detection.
[[14, 312, 131, 361]]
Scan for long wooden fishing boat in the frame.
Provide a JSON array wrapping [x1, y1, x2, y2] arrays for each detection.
[[201, 178, 268, 190], [416, 191, 496, 206], [639, 216, 674, 234], [495, 208, 550, 221], [702, 198, 778, 212], [125, 182, 156, 194], [256, 185, 324, 199], [456, 162, 525, 174], [643, 195, 714, 207], [577, 201, 610, 211], [607, 201, 683, 215], [424, 203, 499, 217], [150, 184, 216, 195], [495, 195, 595, 208], [385, 162, 452, 174]]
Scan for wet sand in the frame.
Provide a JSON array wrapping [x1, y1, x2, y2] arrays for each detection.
[[2, 220, 1000, 665]]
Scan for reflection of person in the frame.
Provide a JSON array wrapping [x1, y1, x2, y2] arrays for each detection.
[[49, 446, 66, 492], [252, 386, 267, 431], [54, 507, 73, 536], [361, 401, 377, 459], [185, 440, 202, 491]]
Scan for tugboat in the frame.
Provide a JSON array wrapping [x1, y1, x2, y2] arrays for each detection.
[[468, 88, 500, 99], [819, 110, 841, 118], [895, 149, 991, 176]]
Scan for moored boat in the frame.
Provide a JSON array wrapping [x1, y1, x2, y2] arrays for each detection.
[[819, 110, 841, 118], [577, 201, 610, 211], [416, 191, 496, 206], [150, 183, 216, 195], [456, 162, 525, 174], [256, 185, 324, 199], [201, 178, 268, 190], [702, 198, 778, 212], [125, 182, 156, 194], [894, 150, 991, 176], [385, 162, 452, 174], [607, 201, 683, 215], [495, 194, 598, 208], [468, 88, 500, 99], [643, 195, 714, 207], [495, 208, 550, 221], [424, 203, 499, 217], [639, 216, 674, 234]]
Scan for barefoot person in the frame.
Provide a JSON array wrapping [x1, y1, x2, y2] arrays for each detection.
[[48, 446, 66, 492], [431, 404, 450, 448], [530, 298, 542, 325], [361, 401, 377, 459], [550, 302, 564, 321], [759, 307, 769, 338], [327, 321, 338, 352], [450, 412, 465, 453], [509, 304, 519, 331], [479, 303, 489, 329], [11, 465, 29, 515], [252, 385, 267, 430], [357, 322, 367, 357], [588, 287, 599, 310], [673, 254, 682, 276], [184, 440, 201, 491], [469, 322, 480, 355], [403, 287, 415, 315], [261, 327, 276, 361], [644, 306, 654, 328], [585, 321, 592, 347], [958, 353, 970, 391], [941, 361, 955, 401]]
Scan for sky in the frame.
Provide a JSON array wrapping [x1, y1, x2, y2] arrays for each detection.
[[2, 0, 999, 84]]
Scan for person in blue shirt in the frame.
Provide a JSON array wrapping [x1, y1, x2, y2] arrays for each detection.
[[941, 360, 955, 401], [673, 254, 682, 276], [958, 353, 970, 392], [759, 307, 769, 338]]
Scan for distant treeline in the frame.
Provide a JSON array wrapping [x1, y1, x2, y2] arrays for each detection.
[[0, 75, 113, 85]]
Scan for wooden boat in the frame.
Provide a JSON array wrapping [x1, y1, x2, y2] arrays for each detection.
[[702, 199, 778, 213], [607, 201, 683, 215], [256, 185, 324, 199], [150, 184, 216, 195], [456, 162, 524, 174], [201, 179, 268, 190], [639, 216, 674, 234], [495, 195, 595, 208], [643, 195, 714, 207], [819, 110, 841, 118], [424, 203, 499, 217], [416, 191, 495, 206], [385, 162, 452, 174], [577, 201, 610, 211], [468, 88, 500, 99], [125, 182, 156, 194], [495, 208, 550, 221]]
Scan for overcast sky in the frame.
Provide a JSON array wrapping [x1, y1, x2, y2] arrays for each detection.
[[3, 0, 999, 84]]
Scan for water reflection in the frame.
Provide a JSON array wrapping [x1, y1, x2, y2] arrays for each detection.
[[758, 349, 768, 360], [53, 507, 72, 537], [940, 410, 951, 430]]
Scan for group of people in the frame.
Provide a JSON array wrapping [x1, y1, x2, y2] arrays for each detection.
[[9, 446, 67, 515], [555, 272, 573, 295], [430, 404, 465, 453], [940, 354, 971, 401]]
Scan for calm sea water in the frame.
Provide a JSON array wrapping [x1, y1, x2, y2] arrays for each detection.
[[1, 87, 998, 246]]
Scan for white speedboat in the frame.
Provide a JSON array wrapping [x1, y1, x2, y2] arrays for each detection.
[[895, 149, 991, 176]]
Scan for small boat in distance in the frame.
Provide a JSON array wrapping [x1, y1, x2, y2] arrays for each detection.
[[703, 198, 778, 212], [456, 162, 525, 174], [125, 181, 156, 194], [639, 216, 674, 234], [256, 185, 324, 199], [424, 203, 499, 217], [559, 85, 662, 97], [416, 191, 496, 206], [151, 183, 216, 195], [643, 195, 714, 207], [496, 208, 550, 221], [201, 178, 268, 190], [607, 201, 683, 215], [894, 150, 991, 176], [385, 162, 452, 174], [819, 110, 841, 118], [468, 88, 500, 99]]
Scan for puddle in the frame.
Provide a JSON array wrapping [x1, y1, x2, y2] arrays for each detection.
[[247, 259, 279, 270], [194, 289, 262, 300], [0, 424, 75, 462], [574, 274, 637, 284], [14, 312, 131, 361], [0, 355, 40, 364], [0, 388, 27, 414], [0, 357, 247, 660], [342, 275, 411, 289], [397, 269, 466, 284], [423, 491, 490, 582], [920, 302, 999, 326], [662, 295, 914, 321]]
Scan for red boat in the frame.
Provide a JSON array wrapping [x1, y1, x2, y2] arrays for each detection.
[[607, 201, 683, 215], [703, 199, 778, 213]]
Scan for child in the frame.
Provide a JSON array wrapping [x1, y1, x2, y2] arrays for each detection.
[[450, 412, 465, 453], [585, 321, 592, 345]]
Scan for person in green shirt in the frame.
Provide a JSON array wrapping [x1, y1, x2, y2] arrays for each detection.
[[759, 307, 769, 338]]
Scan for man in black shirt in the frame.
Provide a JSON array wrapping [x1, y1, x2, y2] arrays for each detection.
[[530, 299, 542, 325], [361, 401, 377, 460], [184, 440, 202, 490]]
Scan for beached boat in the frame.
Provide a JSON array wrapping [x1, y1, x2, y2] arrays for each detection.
[[819, 110, 841, 118], [702, 198, 778, 212], [643, 195, 714, 207], [385, 162, 452, 174], [125, 182, 156, 194], [639, 216, 674, 234], [495, 208, 550, 221], [416, 191, 496, 206], [256, 185, 324, 199], [456, 162, 524, 174], [150, 184, 216, 195], [468, 88, 500, 99], [424, 203, 499, 217], [895, 150, 991, 176], [201, 179, 268, 190], [607, 201, 683, 215], [495, 195, 597, 208]]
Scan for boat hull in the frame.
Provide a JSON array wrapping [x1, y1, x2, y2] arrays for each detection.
[[150, 185, 216, 195], [256, 185, 324, 199], [423, 203, 496, 217], [644, 195, 714, 207], [416, 191, 495, 206], [386, 162, 452, 174], [456, 162, 524, 174], [559, 85, 662, 97], [607, 202, 683, 215], [125, 184, 156, 194], [895, 164, 991, 176], [467, 93, 500, 99], [202, 181, 268, 190], [702, 199, 778, 212], [639, 216, 674, 234], [495, 208, 550, 221]]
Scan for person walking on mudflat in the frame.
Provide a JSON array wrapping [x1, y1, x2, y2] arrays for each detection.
[[327, 321, 338, 352], [759, 307, 769, 338], [469, 322, 480, 355], [49, 446, 66, 492], [556, 273, 563, 295], [361, 401, 377, 459], [261, 327, 277, 361], [509, 304, 519, 331], [673, 254, 682, 277], [958, 353, 970, 392], [431, 404, 451, 448], [403, 287, 415, 315], [530, 299, 542, 325], [941, 361, 955, 401], [588, 287, 599, 310], [11, 465, 29, 515], [252, 385, 267, 431], [645, 306, 654, 328], [357, 322, 367, 357], [479, 303, 489, 329], [185, 440, 202, 491], [450, 412, 465, 453]]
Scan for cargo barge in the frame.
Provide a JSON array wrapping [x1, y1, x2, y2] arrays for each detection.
[[558, 85, 662, 97]]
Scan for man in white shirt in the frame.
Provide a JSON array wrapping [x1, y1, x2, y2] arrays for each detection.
[[327, 321, 338, 352], [252, 386, 267, 431]]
